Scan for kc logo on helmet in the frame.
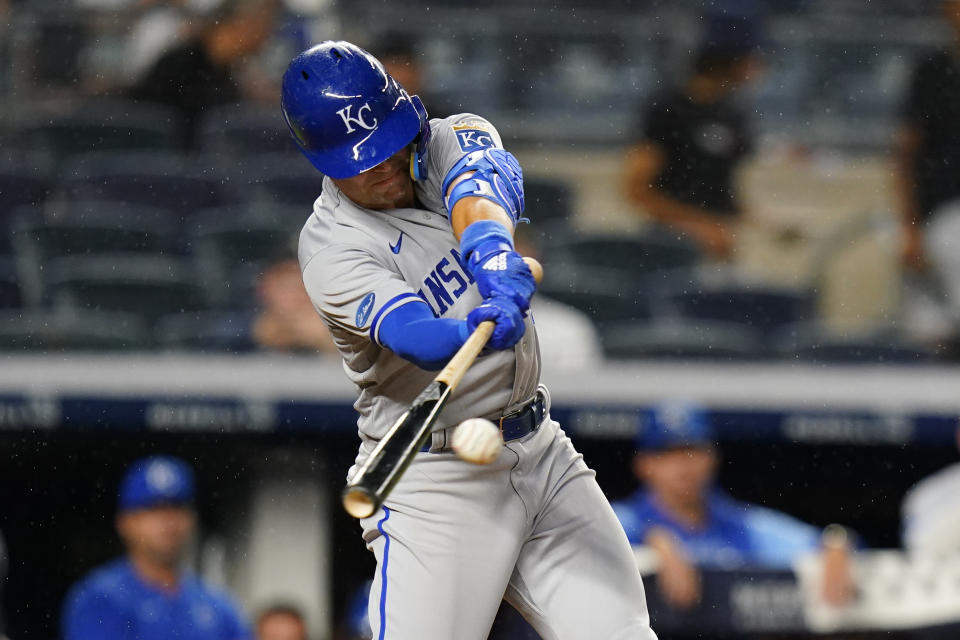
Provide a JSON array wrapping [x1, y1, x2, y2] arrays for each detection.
[[337, 103, 378, 134]]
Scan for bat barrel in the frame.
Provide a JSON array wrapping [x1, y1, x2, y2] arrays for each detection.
[[342, 485, 378, 519]]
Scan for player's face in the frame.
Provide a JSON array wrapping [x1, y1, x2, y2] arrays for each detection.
[[257, 612, 307, 640], [637, 447, 717, 507], [117, 505, 195, 566], [332, 147, 415, 210]]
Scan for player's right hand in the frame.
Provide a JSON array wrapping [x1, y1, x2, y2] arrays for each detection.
[[466, 295, 525, 350]]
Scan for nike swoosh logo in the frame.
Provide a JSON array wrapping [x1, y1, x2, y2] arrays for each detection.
[[389, 232, 403, 254]]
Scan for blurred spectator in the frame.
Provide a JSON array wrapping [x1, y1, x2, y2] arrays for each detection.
[[123, 0, 194, 83], [901, 425, 960, 559], [622, 10, 762, 259], [895, 0, 960, 351], [373, 33, 452, 119], [61, 456, 252, 640], [252, 257, 338, 355], [127, 0, 280, 147], [611, 401, 854, 610], [256, 603, 308, 640]]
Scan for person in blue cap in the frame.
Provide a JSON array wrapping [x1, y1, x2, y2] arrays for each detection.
[[611, 401, 854, 610], [61, 455, 252, 640]]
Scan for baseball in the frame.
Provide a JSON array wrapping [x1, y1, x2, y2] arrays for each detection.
[[452, 418, 503, 465]]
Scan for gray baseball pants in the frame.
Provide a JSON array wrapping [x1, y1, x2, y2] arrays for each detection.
[[359, 387, 658, 640]]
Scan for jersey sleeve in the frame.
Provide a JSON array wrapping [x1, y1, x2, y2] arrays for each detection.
[[301, 245, 424, 346], [61, 585, 129, 640], [428, 113, 506, 186]]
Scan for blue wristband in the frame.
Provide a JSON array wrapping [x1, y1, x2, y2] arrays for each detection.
[[459, 219, 514, 265]]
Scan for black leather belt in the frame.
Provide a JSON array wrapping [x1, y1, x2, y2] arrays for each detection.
[[498, 391, 546, 442], [422, 391, 546, 453]]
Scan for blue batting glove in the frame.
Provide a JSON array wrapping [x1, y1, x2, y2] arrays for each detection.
[[466, 295, 526, 350], [468, 243, 537, 312]]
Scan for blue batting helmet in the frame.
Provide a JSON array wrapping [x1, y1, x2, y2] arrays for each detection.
[[281, 41, 430, 180]]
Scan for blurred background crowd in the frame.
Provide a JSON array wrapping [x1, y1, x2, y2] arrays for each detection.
[[2, 0, 960, 639], [2, 0, 960, 362]]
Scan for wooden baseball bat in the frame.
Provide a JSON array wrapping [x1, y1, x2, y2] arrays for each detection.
[[342, 257, 543, 519]]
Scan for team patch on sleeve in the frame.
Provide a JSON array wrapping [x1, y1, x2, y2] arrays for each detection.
[[356, 292, 376, 328], [453, 121, 496, 152]]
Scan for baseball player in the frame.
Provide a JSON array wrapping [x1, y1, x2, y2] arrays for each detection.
[[282, 41, 657, 640], [61, 456, 252, 640]]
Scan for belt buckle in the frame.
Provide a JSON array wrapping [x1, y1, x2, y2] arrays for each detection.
[[498, 402, 525, 432], [499, 393, 539, 433]]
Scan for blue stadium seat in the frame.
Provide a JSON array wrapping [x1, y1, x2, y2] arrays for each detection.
[[600, 318, 765, 361], [11, 203, 187, 306], [773, 323, 937, 364], [0, 161, 48, 218], [197, 105, 297, 156], [0, 257, 22, 309], [154, 310, 256, 353], [62, 152, 232, 212], [44, 254, 209, 323], [189, 208, 301, 306], [523, 177, 573, 224], [20, 99, 183, 159], [0, 309, 151, 351], [659, 284, 816, 339], [544, 228, 702, 276], [221, 153, 324, 207], [538, 269, 653, 326]]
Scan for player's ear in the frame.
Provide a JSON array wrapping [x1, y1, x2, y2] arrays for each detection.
[[633, 452, 650, 482], [115, 512, 132, 541]]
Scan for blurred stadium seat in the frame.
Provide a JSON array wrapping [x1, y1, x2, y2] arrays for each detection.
[[658, 284, 816, 341], [189, 208, 301, 306], [217, 153, 324, 207], [0, 257, 23, 309], [538, 270, 653, 326], [44, 254, 209, 323], [523, 177, 573, 225], [62, 152, 232, 212], [0, 309, 151, 351], [544, 228, 702, 276], [600, 318, 764, 360], [19, 99, 184, 159], [154, 310, 255, 353], [197, 105, 297, 156], [774, 322, 937, 364], [0, 161, 49, 219], [11, 202, 186, 306]]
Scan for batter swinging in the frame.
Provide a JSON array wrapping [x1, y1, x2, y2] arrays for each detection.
[[282, 41, 657, 640]]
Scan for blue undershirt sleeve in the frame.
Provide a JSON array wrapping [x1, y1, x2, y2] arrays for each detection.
[[377, 300, 470, 370]]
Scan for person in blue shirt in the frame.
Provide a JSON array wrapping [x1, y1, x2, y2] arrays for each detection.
[[611, 401, 854, 609], [62, 455, 253, 640]]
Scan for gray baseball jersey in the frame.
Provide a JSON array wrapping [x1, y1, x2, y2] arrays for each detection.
[[299, 114, 539, 450]]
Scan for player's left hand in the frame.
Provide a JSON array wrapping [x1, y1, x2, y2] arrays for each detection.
[[469, 248, 537, 311], [466, 295, 526, 350]]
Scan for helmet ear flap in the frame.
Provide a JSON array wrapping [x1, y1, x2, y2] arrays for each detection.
[[409, 94, 431, 181]]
